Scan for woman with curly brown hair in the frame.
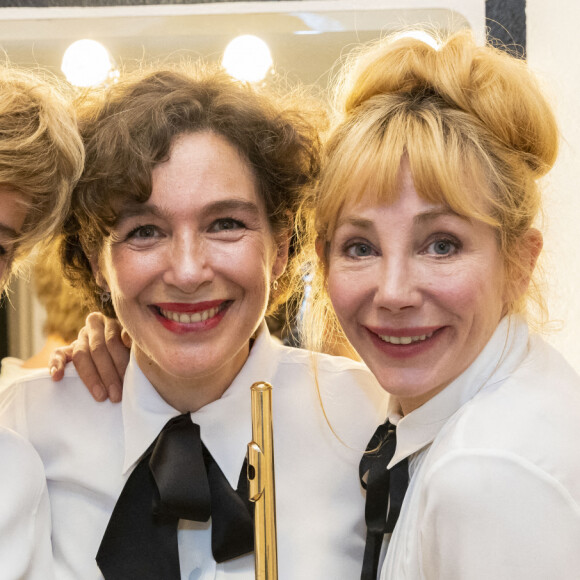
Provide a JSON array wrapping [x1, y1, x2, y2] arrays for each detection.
[[0, 64, 385, 579]]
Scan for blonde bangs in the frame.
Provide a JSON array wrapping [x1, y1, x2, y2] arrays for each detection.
[[318, 100, 503, 243], [406, 116, 501, 228], [316, 105, 406, 239]]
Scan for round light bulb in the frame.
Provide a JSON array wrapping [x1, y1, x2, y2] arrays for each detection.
[[61, 39, 114, 88], [222, 35, 273, 83]]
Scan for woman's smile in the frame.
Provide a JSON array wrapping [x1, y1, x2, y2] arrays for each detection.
[[151, 300, 231, 333], [364, 325, 445, 359]]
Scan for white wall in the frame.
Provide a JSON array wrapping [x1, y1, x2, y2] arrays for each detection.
[[527, 0, 580, 372]]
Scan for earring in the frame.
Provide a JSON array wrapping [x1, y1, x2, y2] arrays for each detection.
[[100, 290, 111, 305], [271, 279, 279, 291]]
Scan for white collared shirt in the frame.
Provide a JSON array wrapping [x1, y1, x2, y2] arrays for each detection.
[[0, 322, 387, 580], [0, 427, 54, 580], [381, 316, 580, 580]]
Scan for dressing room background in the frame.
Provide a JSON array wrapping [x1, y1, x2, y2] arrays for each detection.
[[0, 0, 577, 373]]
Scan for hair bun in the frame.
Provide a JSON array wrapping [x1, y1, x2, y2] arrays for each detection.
[[340, 30, 558, 177]]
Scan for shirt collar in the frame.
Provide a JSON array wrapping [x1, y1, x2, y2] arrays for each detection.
[[388, 315, 530, 467], [122, 321, 279, 488]]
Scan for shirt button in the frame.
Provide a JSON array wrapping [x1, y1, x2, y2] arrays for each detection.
[[189, 562, 217, 580]]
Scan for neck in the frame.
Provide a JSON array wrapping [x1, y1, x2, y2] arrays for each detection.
[[397, 382, 449, 416], [134, 343, 250, 414], [22, 334, 68, 369]]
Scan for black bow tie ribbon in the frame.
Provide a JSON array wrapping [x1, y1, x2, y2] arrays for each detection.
[[96, 413, 254, 580], [359, 419, 409, 580]]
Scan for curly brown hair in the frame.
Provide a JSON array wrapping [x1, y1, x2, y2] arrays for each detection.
[[62, 62, 323, 319]]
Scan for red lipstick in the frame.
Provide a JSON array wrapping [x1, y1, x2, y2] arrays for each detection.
[[151, 300, 230, 334], [365, 325, 445, 360]]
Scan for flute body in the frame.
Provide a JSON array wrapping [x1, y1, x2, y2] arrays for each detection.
[[247, 381, 278, 580]]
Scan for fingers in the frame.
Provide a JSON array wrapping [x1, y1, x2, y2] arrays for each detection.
[[71, 327, 109, 402], [49, 343, 75, 382], [47, 312, 130, 403], [74, 313, 129, 403], [101, 317, 130, 403]]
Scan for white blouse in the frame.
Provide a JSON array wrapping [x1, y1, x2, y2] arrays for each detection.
[[0, 357, 25, 393], [0, 427, 54, 580], [0, 322, 387, 580], [381, 316, 580, 580]]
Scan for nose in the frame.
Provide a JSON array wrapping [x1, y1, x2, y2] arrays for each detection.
[[374, 255, 422, 312], [162, 232, 214, 292]]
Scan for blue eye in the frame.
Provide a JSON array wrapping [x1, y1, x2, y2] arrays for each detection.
[[345, 242, 375, 258], [426, 238, 459, 256]]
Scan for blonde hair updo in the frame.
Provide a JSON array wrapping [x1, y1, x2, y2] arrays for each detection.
[[300, 30, 559, 354]]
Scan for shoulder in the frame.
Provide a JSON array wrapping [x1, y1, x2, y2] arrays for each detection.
[[274, 342, 379, 383], [0, 427, 46, 504], [272, 343, 386, 406], [425, 334, 580, 503], [0, 363, 118, 440], [423, 448, 580, 511], [452, 332, 580, 440], [0, 356, 24, 391], [269, 344, 388, 444], [417, 448, 580, 579], [1, 363, 92, 408]]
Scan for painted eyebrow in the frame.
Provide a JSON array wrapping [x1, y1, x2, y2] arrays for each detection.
[[413, 208, 470, 226], [335, 207, 468, 231], [335, 216, 374, 231], [201, 199, 262, 218], [115, 198, 262, 224]]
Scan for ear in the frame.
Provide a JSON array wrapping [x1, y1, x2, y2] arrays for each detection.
[[511, 228, 543, 298], [89, 254, 110, 293], [271, 230, 290, 280], [315, 237, 326, 261]]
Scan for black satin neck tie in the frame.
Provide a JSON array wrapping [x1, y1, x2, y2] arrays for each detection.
[[359, 419, 409, 580], [96, 414, 254, 580]]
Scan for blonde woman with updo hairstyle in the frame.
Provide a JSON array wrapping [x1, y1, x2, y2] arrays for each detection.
[[0, 65, 84, 579], [302, 29, 580, 580]]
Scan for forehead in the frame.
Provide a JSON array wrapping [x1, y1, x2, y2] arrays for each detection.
[[336, 164, 445, 224], [147, 131, 261, 212]]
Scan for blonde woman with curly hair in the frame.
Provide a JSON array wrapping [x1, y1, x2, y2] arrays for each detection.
[[0, 66, 83, 579], [304, 30, 580, 580]]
